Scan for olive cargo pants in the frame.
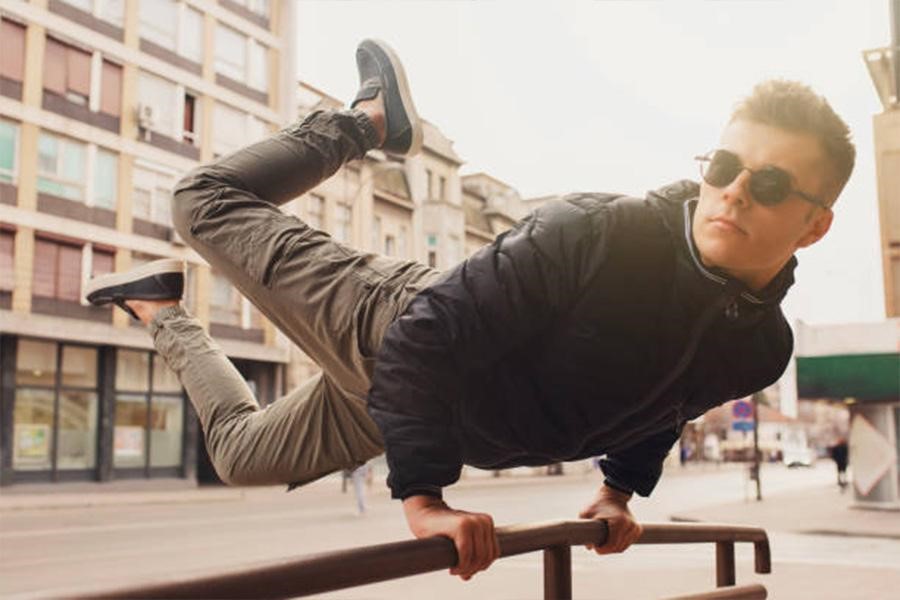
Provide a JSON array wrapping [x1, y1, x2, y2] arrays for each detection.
[[153, 109, 440, 487]]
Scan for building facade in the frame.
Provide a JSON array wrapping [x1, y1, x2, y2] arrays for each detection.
[[0, 0, 296, 486]]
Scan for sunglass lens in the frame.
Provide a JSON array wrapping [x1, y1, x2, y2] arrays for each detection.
[[704, 150, 741, 187], [748, 167, 791, 205]]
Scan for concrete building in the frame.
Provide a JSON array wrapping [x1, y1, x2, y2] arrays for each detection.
[[783, 23, 900, 509], [0, 0, 296, 486]]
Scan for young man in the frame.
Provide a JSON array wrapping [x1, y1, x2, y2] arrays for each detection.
[[86, 40, 855, 580]]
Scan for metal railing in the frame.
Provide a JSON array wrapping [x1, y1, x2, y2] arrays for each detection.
[[74, 521, 770, 600]]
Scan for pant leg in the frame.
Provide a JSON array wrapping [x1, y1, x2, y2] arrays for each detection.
[[151, 305, 384, 486], [166, 109, 441, 485], [172, 108, 436, 397]]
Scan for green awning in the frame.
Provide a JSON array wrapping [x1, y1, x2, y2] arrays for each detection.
[[797, 353, 900, 402]]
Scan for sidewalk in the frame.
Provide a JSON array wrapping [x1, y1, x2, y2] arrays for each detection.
[[0, 478, 246, 511], [669, 482, 900, 540]]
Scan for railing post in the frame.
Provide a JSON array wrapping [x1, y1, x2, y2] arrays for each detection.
[[543, 545, 572, 600], [715, 541, 735, 587]]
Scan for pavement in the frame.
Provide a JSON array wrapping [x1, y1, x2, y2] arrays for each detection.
[[669, 481, 900, 541], [2, 463, 897, 541]]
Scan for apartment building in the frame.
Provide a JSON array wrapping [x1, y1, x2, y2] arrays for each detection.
[[0, 0, 296, 486]]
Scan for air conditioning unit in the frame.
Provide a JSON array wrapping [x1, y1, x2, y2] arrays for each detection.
[[136, 103, 156, 139]]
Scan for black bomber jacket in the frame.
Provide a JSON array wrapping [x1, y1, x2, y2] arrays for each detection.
[[367, 180, 795, 500]]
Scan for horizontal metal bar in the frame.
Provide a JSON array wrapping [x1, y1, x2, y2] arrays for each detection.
[[662, 583, 768, 600], [71, 521, 768, 600], [637, 523, 770, 574], [72, 520, 608, 600]]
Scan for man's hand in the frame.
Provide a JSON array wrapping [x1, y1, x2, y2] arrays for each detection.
[[403, 495, 500, 580], [578, 483, 643, 554]]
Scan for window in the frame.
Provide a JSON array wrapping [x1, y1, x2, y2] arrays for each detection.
[[426, 169, 434, 200], [183, 94, 197, 144], [211, 272, 241, 326], [97, 0, 125, 26], [114, 350, 184, 471], [398, 225, 408, 257], [438, 176, 447, 201], [91, 246, 114, 278], [335, 203, 352, 243], [37, 133, 87, 201], [138, 0, 177, 49], [139, 0, 203, 63], [137, 72, 178, 138], [306, 195, 324, 230], [0, 119, 19, 184], [43, 37, 92, 106], [136, 73, 199, 144], [180, 6, 204, 64], [33, 238, 83, 301], [0, 19, 26, 85], [215, 24, 247, 82], [14, 341, 99, 473], [372, 216, 382, 251], [215, 23, 268, 92], [99, 60, 122, 117], [248, 41, 267, 92], [93, 148, 118, 210], [133, 162, 176, 226], [0, 230, 14, 292], [58, 0, 125, 27], [384, 234, 395, 257], [210, 103, 267, 156]]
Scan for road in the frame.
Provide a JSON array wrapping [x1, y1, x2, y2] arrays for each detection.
[[1, 461, 898, 599]]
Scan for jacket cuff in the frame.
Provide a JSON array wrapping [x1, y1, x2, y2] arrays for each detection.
[[602, 477, 635, 496], [397, 484, 444, 501]]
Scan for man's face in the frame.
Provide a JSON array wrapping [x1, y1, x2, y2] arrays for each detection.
[[692, 119, 836, 291]]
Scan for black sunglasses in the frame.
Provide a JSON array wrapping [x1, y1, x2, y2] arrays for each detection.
[[695, 149, 830, 210]]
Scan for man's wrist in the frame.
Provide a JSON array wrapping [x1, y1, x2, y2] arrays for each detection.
[[601, 478, 634, 500]]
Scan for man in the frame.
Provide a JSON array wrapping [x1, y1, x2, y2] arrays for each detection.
[[86, 40, 854, 580]]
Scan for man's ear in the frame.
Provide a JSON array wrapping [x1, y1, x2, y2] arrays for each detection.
[[796, 208, 833, 249]]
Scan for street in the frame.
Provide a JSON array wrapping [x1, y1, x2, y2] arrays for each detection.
[[1, 462, 898, 599]]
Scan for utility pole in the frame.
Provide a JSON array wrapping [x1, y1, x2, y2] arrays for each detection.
[[751, 392, 763, 501]]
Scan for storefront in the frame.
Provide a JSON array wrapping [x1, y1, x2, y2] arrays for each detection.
[[0, 335, 199, 485]]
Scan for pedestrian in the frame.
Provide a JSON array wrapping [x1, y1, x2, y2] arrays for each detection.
[[830, 438, 849, 491], [85, 39, 854, 581]]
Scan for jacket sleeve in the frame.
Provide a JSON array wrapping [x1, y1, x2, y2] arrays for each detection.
[[367, 196, 616, 499], [598, 423, 684, 497]]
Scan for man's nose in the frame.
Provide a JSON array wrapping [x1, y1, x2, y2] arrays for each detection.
[[721, 169, 752, 207]]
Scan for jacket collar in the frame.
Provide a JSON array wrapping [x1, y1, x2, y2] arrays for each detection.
[[681, 198, 796, 307]]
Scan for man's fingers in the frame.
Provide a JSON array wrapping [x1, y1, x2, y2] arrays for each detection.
[[593, 519, 640, 555], [450, 513, 497, 580]]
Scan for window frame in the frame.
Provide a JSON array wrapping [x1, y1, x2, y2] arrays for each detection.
[[0, 118, 20, 184], [113, 350, 185, 474], [36, 132, 88, 202], [12, 339, 101, 476], [132, 160, 177, 226]]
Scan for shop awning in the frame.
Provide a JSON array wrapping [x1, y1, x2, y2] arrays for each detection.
[[797, 353, 900, 402]]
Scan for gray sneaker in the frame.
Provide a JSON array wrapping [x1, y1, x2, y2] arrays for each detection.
[[351, 39, 423, 156], [85, 258, 184, 319]]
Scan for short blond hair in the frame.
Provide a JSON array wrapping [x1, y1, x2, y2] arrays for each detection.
[[731, 80, 855, 199]]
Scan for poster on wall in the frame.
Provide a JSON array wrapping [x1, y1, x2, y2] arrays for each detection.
[[114, 426, 144, 458], [14, 424, 51, 465]]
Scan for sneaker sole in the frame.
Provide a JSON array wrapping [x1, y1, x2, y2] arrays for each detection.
[[84, 258, 184, 304], [370, 39, 423, 156]]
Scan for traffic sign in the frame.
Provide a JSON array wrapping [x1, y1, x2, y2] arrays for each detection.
[[732, 400, 754, 419]]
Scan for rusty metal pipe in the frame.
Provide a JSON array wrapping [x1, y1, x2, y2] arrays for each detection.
[[72, 521, 769, 600]]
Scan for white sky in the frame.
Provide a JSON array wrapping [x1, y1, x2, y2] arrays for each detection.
[[296, 0, 891, 327]]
